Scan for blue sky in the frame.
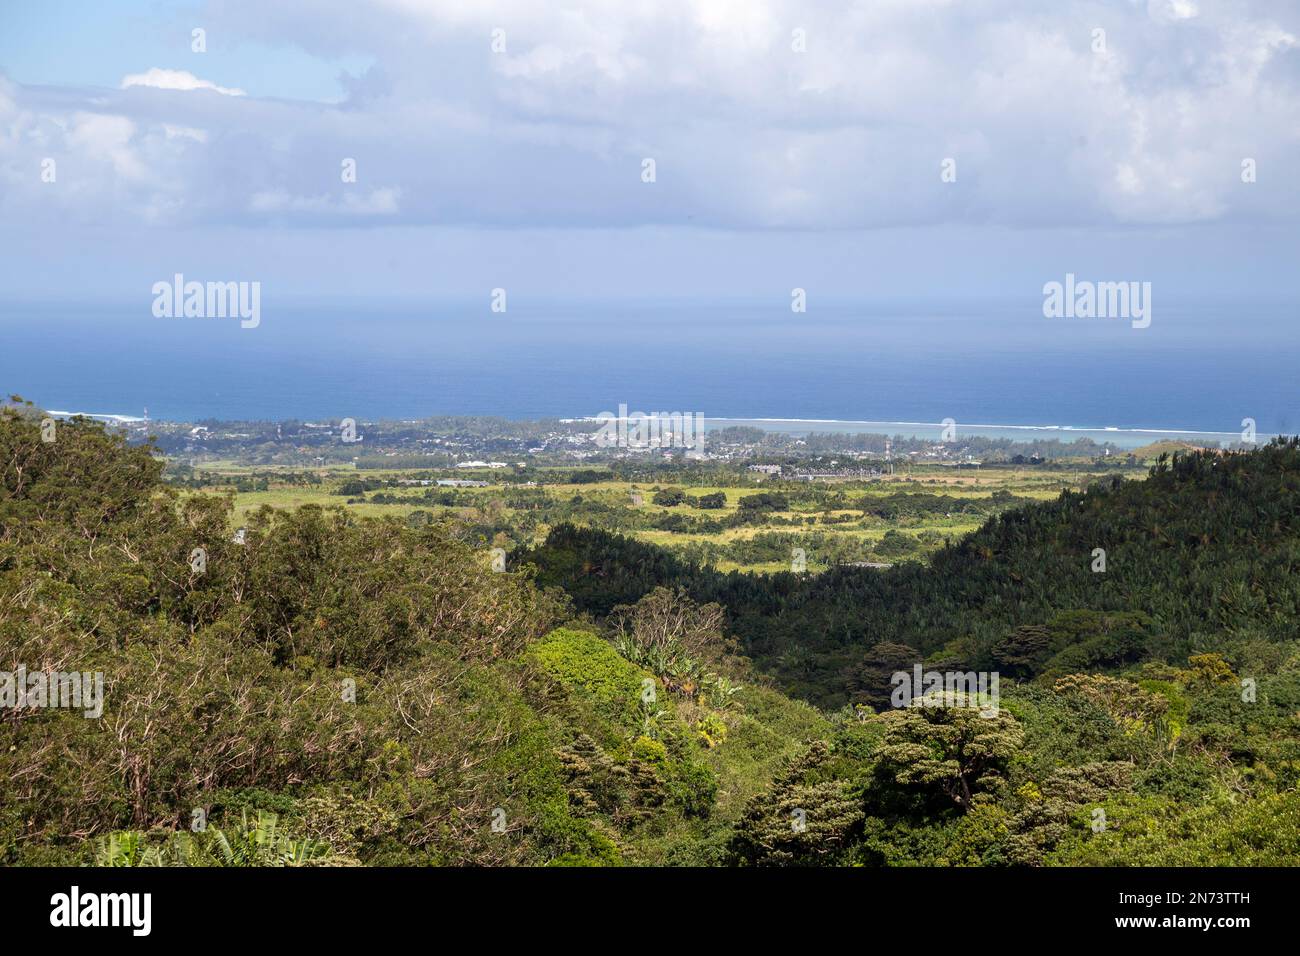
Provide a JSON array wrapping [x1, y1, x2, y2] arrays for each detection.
[[1, 0, 1298, 302], [0, 0, 370, 100]]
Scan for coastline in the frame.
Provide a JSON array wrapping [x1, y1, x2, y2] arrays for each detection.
[[570, 416, 1257, 450], [45, 405, 1260, 450]]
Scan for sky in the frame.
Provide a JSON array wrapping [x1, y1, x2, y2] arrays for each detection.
[[0, 0, 1298, 304]]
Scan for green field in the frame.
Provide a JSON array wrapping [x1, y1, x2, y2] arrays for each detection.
[[193, 462, 1134, 573]]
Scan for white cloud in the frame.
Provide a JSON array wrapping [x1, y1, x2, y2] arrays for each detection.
[[66, 113, 145, 180], [1151, 0, 1200, 22], [120, 68, 246, 97], [0, 1, 1296, 231]]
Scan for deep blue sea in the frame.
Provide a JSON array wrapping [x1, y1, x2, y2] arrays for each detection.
[[2, 297, 1296, 447]]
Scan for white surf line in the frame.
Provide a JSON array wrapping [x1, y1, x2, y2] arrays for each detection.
[[565, 414, 1254, 438], [45, 410, 148, 423], [703, 417, 1251, 438]]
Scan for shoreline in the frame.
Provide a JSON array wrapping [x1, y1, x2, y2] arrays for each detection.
[[568, 416, 1257, 449], [39, 407, 1262, 450]]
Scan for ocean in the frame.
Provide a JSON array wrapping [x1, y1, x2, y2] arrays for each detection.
[[2, 297, 1296, 448]]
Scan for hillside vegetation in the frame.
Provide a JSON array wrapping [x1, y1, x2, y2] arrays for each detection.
[[529, 443, 1300, 706], [3, 407, 1299, 866]]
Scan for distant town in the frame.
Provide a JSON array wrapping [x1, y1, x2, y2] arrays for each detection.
[[60, 412, 1216, 480]]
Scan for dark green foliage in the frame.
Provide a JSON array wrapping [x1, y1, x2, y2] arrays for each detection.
[[727, 742, 864, 866], [736, 492, 789, 513], [991, 625, 1052, 678], [651, 488, 687, 506], [847, 641, 919, 712], [691, 492, 726, 510], [527, 441, 1300, 706]]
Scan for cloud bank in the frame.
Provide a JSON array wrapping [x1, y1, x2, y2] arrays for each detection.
[[1, 0, 1298, 232]]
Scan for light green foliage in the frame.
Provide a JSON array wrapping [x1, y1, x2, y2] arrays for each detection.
[[527, 627, 652, 741], [525, 626, 721, 858], [1049, 791, 1300, 866], [95, 811, 331, 867]]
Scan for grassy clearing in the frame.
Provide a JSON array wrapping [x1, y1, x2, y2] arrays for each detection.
[[190, 460, 1130, 573]]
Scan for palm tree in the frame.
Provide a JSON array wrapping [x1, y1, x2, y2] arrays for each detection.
[[93, 811, 328, 867]]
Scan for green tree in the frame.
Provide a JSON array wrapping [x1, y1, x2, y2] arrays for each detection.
[[848, 641, 919, 712], [652, 488, 687, 506], [728, 742, 863, 866], [874, 694, 1023, 812]]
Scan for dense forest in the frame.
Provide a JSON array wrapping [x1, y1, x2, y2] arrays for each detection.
[[527, 446, 1300, 706], [3, 406, 1298, 866]]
